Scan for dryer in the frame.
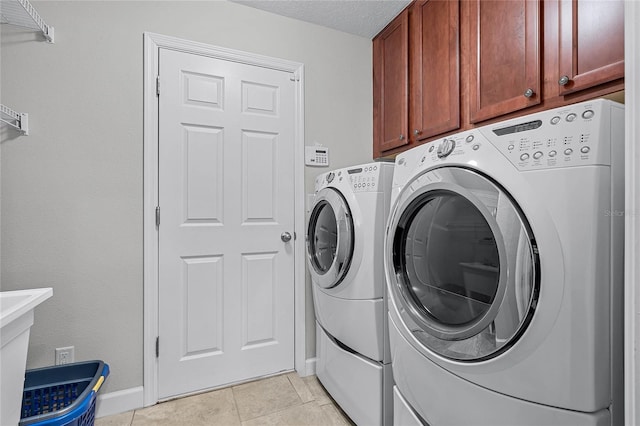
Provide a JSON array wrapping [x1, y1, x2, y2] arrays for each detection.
[[307, 161, 394, 426], [385, 99, 624, 425]]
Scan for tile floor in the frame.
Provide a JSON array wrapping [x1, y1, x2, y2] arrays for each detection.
[[95, 373, 355, 426]]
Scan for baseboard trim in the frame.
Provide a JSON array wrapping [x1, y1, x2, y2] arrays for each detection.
[[96, 386, 144, 418], [303, 357, 317, 377]]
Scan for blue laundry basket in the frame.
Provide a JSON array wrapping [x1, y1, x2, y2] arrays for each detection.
[[19, 360, 110, 426]]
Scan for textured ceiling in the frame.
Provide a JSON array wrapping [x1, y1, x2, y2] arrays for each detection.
[[229, 0, 411, 39]]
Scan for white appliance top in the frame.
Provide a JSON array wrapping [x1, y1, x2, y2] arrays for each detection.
[[314, 161, 393, 193], [400, 99, 622, 174]]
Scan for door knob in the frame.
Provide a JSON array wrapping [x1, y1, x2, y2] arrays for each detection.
[[281, 232, 292, 243], [523, 88, 534, 98], [558, 75, 570, 86]]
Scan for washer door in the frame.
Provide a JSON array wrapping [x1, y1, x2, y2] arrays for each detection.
[[307, 188, 354, 289], [387, 167, 539, 361]]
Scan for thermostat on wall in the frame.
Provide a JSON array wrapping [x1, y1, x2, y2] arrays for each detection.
[[305, 145, 330, 167]]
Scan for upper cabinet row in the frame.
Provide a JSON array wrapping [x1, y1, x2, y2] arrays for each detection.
[[373, 0, 625, 158]]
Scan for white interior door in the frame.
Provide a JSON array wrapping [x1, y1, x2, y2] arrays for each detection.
[[157, 48, 296, 399]]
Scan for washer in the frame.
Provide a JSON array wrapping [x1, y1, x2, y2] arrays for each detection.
[[385, 99, 624, 425], [307, 161, 394, 426]]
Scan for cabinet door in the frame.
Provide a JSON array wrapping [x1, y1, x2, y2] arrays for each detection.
[[469, 0, 541, 123], [410, 0, 460, 141], [373, 9, 409, 155], [557, 0, 624, 95]]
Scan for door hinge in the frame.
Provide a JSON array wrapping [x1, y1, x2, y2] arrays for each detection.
[[155, 206, 160, 227], [156, 76, 160, 96], [155, 336, 159, 358]]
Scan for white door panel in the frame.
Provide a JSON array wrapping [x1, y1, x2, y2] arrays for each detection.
[[158, 48, 295, 399]]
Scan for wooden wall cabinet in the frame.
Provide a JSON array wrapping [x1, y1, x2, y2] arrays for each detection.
[[374, 1, 460, 158], [468, 0, 541, 123], [373, 0, 624, 159], [410, 0, 460, 142], [373, 9, 409, 155], [557, 0, 625, 96]]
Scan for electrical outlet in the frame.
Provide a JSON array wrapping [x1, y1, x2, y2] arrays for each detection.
[[55, 346, 75, 365]]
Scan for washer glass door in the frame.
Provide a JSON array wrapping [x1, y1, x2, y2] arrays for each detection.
[[307, 188, 354, 289], [387, 167, 539, 361]]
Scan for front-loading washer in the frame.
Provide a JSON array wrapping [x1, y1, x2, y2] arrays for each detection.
[[307, 161, 394, 426], [385, 99, 624, 425]]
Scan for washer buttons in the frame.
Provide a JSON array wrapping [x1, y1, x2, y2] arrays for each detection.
[[549, 150, 557, 157], [581, 146, 591, 154], [466, 135, 475, 143], [551, 116, 561, 125], [533, 151, 543, 160], [520, 153, 530, 161], [566, 113, 577, 122], [582, 110, 595, 119], [564, 148, 574, 155], [508, 144, 515, 151], [472, 144, 480, 151]]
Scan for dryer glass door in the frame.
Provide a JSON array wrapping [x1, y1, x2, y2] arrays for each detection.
[[307, 188, 354, 289], [387, 167, 540, 361]]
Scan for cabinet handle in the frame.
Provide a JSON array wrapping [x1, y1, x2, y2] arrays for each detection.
[[523, 88, 535, 98], [399, 134, 405, 141], [414, 129, 421, 136], [558, 75, 570, 86]]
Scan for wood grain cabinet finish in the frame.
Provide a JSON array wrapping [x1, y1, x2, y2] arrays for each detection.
[[557, 0, 624, 96], [410, 0, 460, 142], [373, 9, 409, 156], [468, 0, 541, 123], [372, 0, 624, 159], [374, 1, 459, 157]]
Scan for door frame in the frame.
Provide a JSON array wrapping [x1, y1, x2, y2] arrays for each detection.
[[142, 32, 306, 406]]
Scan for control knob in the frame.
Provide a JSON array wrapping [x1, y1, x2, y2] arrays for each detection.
[[437, 138, 456, 159], [326, 172, 335, 183]]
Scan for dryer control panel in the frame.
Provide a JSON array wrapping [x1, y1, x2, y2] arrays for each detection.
[[346, 164, 383, 192], [314, 162, 389, 193], [478, 99, 623, 171]]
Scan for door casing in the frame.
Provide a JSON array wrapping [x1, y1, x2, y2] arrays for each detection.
[[143, 32, 306, 406]]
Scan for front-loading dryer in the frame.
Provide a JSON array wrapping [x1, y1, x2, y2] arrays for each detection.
[[307, 161, 394, 426], [385, 99, 624, 425]]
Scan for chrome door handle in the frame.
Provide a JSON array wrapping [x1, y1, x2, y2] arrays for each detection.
[[281, 232, 292, 243]]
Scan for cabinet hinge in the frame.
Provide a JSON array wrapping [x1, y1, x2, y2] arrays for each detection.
[[155, 206, 160, 227], [155, 336, 159, 358], [156, 76, 160, 96]]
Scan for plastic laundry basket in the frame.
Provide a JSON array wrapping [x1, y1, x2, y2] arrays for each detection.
[[19, 360, 109, 426]]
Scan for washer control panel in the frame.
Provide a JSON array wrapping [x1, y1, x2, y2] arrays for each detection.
[[315, 162, 385, 192], [479, 100, 615, 171]]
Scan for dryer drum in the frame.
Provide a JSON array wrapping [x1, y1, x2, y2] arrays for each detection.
[[388, 167, 540, 361]]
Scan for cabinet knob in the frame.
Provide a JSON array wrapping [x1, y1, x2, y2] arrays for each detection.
[[558, 75, 570, 86], [414, 129, 421, 136], [523, 88, 535, 98], [399, 134, 405, 141]]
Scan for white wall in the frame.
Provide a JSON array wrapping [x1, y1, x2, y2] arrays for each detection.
[[0, 0, 373, 394]]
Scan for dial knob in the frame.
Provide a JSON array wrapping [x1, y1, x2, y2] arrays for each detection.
[[437, 139, 456, 159], [326, 172, 335, 183]]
